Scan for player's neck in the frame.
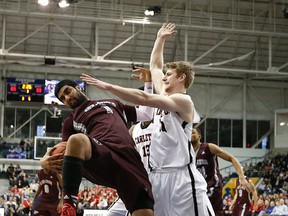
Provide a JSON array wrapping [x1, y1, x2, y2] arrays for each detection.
[[192, 141, 201, 151]]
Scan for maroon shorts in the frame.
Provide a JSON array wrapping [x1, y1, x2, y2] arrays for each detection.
[[208, 187, 224, 216], [33, 198, 60, 216], [232, 202, 250, 216], [83, 136, 154, 213]]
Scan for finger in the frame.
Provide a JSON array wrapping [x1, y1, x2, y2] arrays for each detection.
[[131, 74, 140, 80]]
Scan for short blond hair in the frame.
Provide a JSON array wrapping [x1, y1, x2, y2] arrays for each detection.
[[165, 61, 195, 89]]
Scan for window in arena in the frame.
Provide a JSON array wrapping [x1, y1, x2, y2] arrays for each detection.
[[219, 119, 231, 147], [232, 120, 243, 148], [206, 118, 218, 144]]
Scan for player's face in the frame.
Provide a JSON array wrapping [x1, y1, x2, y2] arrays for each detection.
[[162, 69, 181, 93], [191, 128, 200, 144], [58, 85, 87, 109]]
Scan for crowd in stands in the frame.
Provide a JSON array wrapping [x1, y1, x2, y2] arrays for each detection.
[[223, 153, 288, 216], [0, 151, 287, 215], [0, 137, 33, 159], [0, 163, 118, 215]]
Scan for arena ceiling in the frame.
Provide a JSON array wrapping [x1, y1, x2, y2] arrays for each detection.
[[0, 0, 288, 81]]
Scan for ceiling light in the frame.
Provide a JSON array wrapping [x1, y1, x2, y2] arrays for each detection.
[[37, 0, 78, 7], [58, 0, 70, 8], [38, 0, 49, 6], [144, 6, 161, 16]]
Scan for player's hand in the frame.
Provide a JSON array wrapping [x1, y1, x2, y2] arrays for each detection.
[[40, 148, 63, 173], [131, 67, 152, 82], [57, 200, 63, 213], [239, 177, 252, 192], [80, 73, 112, 90], [157, 23, 177, 39]]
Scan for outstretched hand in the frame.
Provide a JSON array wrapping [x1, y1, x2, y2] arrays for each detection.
[[80, 73, 112, 90], [157, 23, 177, 39], [131, 67, 152, 82]]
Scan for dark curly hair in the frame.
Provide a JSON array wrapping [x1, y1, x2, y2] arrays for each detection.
[[54, 80, 78, 101]]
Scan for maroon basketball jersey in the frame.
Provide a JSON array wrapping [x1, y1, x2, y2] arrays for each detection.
[[37, 169, 61, 201], [235, 178, 251, 205], [61, 99, 153, 212], [62, 99, 136, 146], [195, 142, 223, 189]]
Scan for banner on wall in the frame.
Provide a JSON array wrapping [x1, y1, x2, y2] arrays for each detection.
[[83, 209, 107, 216]]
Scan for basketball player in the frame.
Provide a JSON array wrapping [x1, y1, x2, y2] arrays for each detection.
[[80, 23, 214, 216], [191, 127, 250, 216], [32, 168, 62, 216], [106, 120, 153, 216], [41, 72, 155, 216], [105, 67, 153, 216], [229, 177, 258, 216]]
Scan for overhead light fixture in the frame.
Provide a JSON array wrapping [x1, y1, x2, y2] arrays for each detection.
[[58, 0, 70, 8], [283, 5, 288, 19], [38, 0, 49, 6], [37, 0, 78, 7], [144, 6, 161, 16]]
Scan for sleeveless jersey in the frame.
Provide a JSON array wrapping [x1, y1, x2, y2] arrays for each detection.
[[195, 143, 223, 189], [62, 99, 137, 145], [132, 122, 153, 173], [235, 178, 251, 205], [37, 169, 61, 201], [61, 99, 154, 212], [149, 107, 193, 169]]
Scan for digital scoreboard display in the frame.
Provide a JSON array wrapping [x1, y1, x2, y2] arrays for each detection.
[[6, 78, 45, 102]]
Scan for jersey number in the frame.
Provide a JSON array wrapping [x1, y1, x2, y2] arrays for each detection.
[[239, 189, 243, 197], [142, 144, 150, 157], [44, 184, 49, 194]]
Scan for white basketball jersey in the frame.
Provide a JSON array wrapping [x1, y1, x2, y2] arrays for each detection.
[[149, 108, 194, 169], [132, 121, 154, 173]]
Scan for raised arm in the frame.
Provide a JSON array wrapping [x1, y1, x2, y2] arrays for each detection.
[[150, 23, 177, 94], [80, 73, 193, 122]]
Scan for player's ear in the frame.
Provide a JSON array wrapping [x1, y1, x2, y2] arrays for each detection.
[[180, 73, 186, 81]]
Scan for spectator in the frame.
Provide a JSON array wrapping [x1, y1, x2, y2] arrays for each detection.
[[21, 141, 31, 159], [5, 195, 18, 216], [29, 179, 39, 193], [7, 164, 15, 179], [13, 144, 22, 154], [223, 199, 232, 216], [270, 198, 288, 215], [258, 199, 276, 216], [15, 164, 22, 176]]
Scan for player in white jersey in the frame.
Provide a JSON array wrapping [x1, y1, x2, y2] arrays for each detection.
[[80, 23, 214, 216]]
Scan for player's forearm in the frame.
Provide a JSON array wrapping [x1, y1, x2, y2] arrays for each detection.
[[231, 157, 245, 179], [150, 37, 165, 71], [108, 84, 150, 106]]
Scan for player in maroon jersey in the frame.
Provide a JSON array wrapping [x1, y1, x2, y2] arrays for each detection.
[[32, 168, 62, 216], [191, 127, 250, 216], [40, 69, 154, 216], [229, 177, 258, 216]]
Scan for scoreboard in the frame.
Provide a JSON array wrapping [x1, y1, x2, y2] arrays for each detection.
[[6, 78, 45, 102]]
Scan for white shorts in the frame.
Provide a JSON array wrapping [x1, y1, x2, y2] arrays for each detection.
[[104, 198, 130, 216], [149, 165, 215, 216]]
